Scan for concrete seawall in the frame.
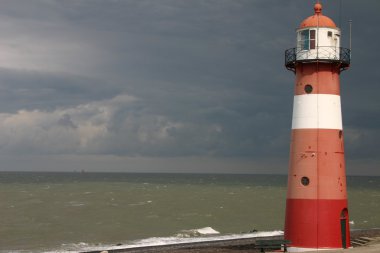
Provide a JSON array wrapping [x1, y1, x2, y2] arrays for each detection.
[[83, 229, 380, 253]]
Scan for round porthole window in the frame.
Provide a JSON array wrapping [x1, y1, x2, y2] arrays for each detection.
[[304, 84, 313, 94], [301, 177, 310, 186]]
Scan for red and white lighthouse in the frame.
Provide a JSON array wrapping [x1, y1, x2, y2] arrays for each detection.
[[284, 2, 351, 251]]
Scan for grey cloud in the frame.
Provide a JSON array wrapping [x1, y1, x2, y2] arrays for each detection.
[[57, 114, 77, 129]]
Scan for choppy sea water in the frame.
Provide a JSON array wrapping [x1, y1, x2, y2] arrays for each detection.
[[0, 172, 379, 252]]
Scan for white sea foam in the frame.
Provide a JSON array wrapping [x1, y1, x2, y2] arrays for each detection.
[[51, 229, 283, 253], [66, 201, 85, 207], [194, 227, 220, 235], [128, 200, 153, 206], [176, 227, 220, 237]]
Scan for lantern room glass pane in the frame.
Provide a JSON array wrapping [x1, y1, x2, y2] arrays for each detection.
[[300, 30, 310, 50], [310, 30, 316, 49], [310, 30, 316, 39]]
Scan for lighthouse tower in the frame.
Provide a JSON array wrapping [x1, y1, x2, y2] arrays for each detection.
[[284, 2, 351, 251]]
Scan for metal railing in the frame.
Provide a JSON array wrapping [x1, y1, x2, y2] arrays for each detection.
[[285, 46, 350, 72]]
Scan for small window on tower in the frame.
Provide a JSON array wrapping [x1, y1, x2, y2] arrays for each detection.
[[301, 177, 310, 186], [328, 31, 333, 37], [305, 84, 313, 94]]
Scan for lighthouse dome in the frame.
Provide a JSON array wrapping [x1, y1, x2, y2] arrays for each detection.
[[299, 3, 336, 28]]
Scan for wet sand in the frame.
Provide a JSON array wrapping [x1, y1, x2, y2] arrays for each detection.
[[86, 228, 380, 253]]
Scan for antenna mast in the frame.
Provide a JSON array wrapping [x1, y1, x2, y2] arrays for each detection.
[[339, 0, 342, 27], [349, 19, 352, 53]]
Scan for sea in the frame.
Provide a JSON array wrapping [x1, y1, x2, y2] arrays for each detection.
[[0, 172, 379, 252]]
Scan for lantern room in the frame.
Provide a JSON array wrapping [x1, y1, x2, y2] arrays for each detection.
[[285, 3, 350, 73], [296, 3, 341, 61]]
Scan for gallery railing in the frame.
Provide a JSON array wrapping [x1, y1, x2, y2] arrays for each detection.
[[285, 46, 350, 72]]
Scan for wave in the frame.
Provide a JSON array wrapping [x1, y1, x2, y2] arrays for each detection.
[[175, 227, 220, 237], [49, 228, 283, 253]]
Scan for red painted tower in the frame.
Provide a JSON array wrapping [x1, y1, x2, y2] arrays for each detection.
[[284, 3, 351, 251]]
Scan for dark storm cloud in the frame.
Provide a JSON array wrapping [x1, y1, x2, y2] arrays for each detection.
[[0, 0, 378, 173], [0, 68, 118, 112]]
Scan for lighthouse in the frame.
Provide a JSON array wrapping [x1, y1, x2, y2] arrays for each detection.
[[284, 2, 351, 251]]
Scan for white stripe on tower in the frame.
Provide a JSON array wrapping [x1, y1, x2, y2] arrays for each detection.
[[292, 94, 342, 130]]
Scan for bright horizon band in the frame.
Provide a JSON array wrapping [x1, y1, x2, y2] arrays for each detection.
[[292, 94, 342, 130]]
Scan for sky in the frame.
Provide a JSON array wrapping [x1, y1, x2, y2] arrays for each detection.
[[0, 0, 379, 175]]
